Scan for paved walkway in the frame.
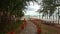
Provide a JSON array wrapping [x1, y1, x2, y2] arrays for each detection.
[[20, 21, 37, 34]]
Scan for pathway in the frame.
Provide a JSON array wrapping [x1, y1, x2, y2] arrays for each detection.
[[20, 21, 37, 34]]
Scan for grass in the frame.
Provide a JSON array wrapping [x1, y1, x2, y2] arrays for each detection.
[[41, 23, 60, 34], [0, 20, 23, 34]]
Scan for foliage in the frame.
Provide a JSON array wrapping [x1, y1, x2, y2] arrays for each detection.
[[0, 0, 36, 33], [0, 0, 36, 17], [39, 0, 57, 16]]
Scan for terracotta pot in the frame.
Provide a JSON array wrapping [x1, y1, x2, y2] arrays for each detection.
[[7, 31, 15, 34], [37, 27, 41, 34]]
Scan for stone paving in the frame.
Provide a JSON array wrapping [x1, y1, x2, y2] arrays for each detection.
[[20, 21, 37, 34]]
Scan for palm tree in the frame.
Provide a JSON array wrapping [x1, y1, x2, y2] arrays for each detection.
[[36, 0, 60, 24]]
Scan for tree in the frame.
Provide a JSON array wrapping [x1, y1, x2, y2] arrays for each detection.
[[0, 0, 36, 33], [38, 0, 57, 17], [36, 0, 60, 24]]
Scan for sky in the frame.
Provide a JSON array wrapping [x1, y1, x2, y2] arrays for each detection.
[[24, 0, 60, 21], [25, 1, 41, 15]]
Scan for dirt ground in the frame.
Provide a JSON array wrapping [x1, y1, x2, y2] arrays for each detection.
[[41, 23, 60, 34]]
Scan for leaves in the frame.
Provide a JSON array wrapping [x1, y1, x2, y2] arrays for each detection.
[[38, 0, 57, 16], [0, 0, 37, 33]]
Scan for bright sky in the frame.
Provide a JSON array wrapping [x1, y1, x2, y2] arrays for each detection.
[[25, 1, 40, 15]]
